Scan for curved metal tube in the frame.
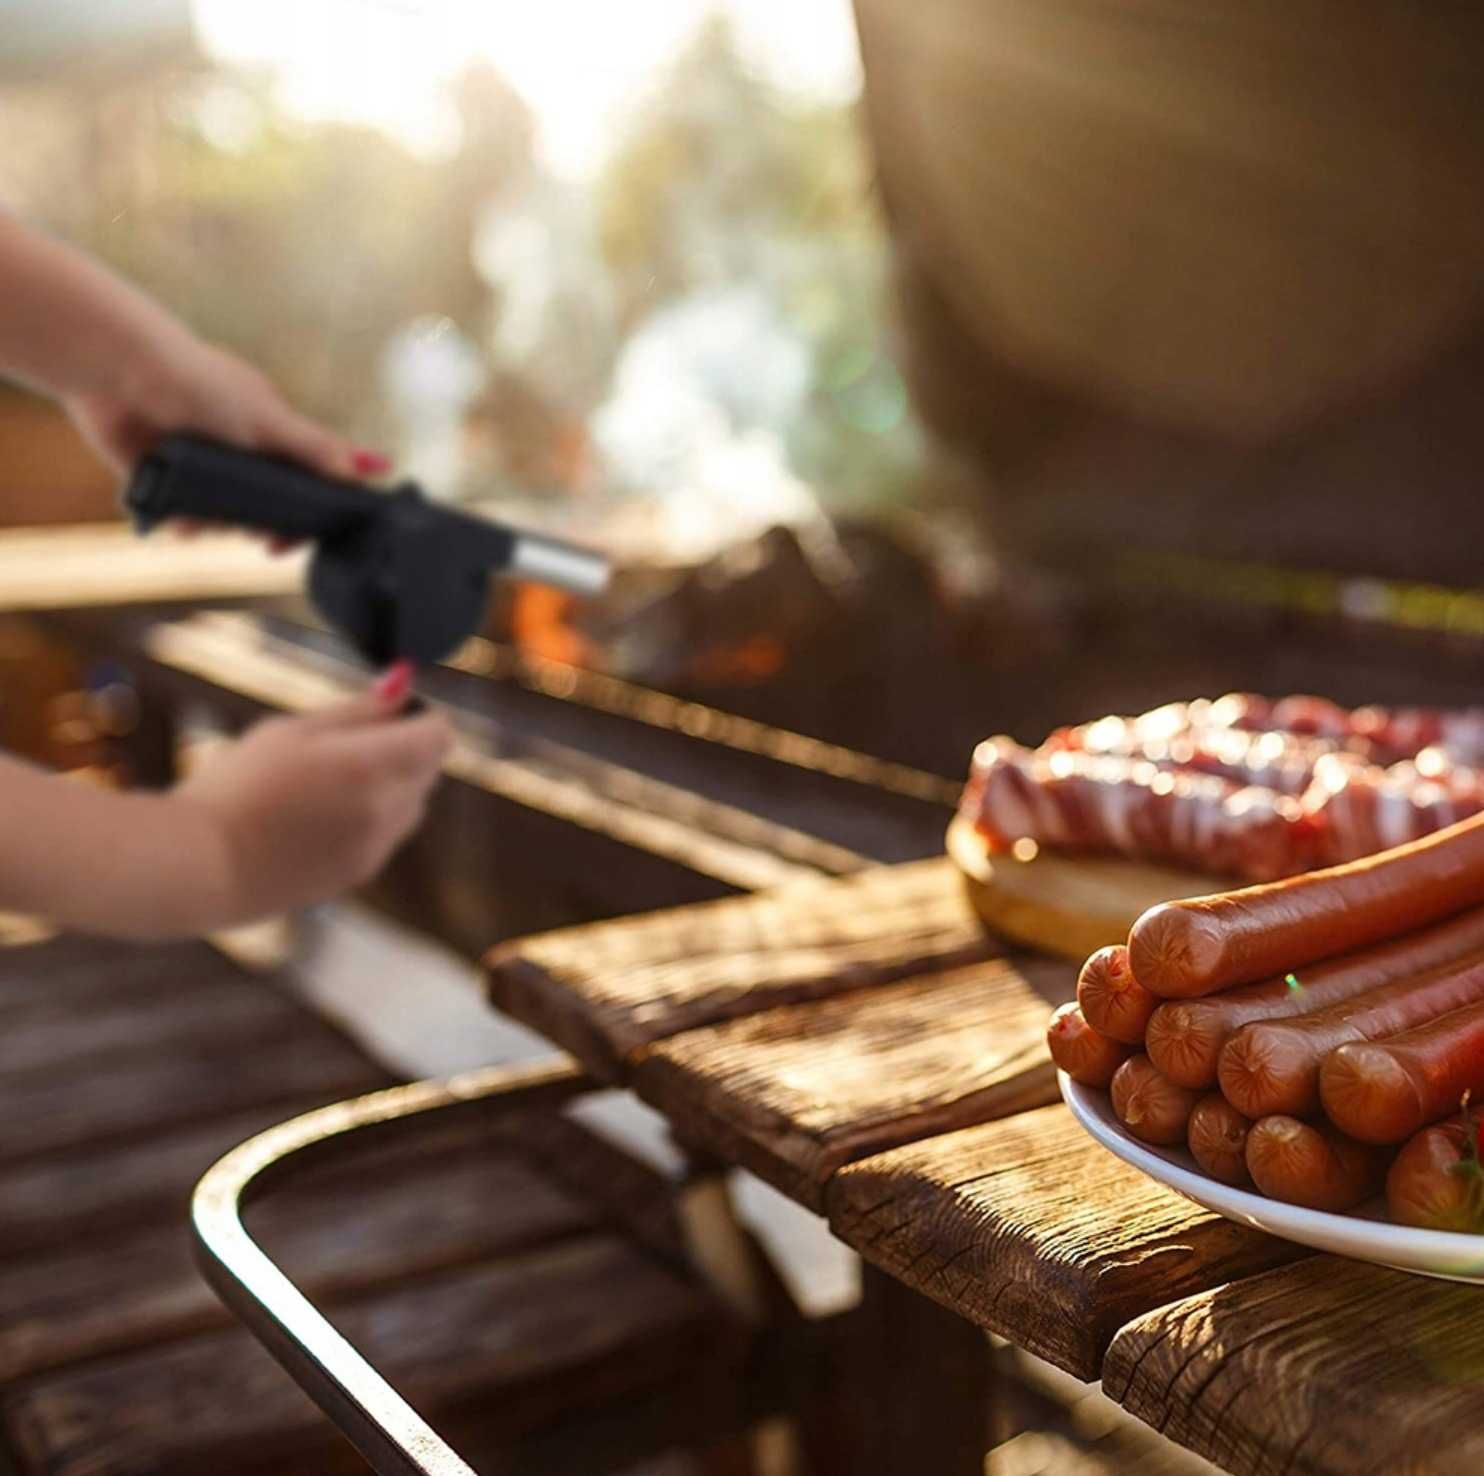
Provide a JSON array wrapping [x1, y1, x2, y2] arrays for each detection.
[[191, 1056, 593, 1476]]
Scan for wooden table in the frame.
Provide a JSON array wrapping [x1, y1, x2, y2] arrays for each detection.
[[487, 857, 1484, 1476]]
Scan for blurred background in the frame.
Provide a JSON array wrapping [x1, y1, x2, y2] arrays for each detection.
[[1, 0, 1056, 785]]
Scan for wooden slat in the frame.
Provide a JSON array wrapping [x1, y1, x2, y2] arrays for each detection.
[[0, 1018, 385, 1165], [631, 956, 1067, 1211], [0, 1095, 382, 1259], [486, 857, 998, 1080], [1103, 1256, 1484, 1476], [0, 1138, 599, 1382], [0, 969, 297, 1074], [0, 523, 302, 611], [825, 1102, 1305, 1379], [0, 936, 235, 1018], [3, 1236, 740, 1476]]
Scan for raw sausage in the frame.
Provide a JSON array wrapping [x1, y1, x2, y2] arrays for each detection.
[[1128, 811, 1484, 998], [1144, 907, 1484, 1088], [1245, 1116, 1388, 1211], [1046, 1002, 1132, 1088], [1077, 945, 1157, 1045], [1218, 955, 1484, 1119], [1187, 1094, 1253, 1185], [1110, 1054, 1199, 1146], [1321, 999, 1484, 1144], [1385, 1114, 1484, 1231]]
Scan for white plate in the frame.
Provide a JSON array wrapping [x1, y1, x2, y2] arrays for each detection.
[[1060, 1072, 1484, 1283]]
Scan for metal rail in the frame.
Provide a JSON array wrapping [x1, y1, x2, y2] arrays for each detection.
[[191, 1056, 594, 1476]]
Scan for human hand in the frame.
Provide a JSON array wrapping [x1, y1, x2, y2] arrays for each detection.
[[63, 325, 389, 481], [170, 666, 451, 926]]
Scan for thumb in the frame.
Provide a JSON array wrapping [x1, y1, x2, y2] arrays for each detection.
[[301, 661, 414, 729]]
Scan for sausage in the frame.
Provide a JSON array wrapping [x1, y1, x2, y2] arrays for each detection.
[[1110, 1054, 1199, 1145], [1144, 906, 1484, 1088], [1245, 1115, 1388, 1211], [1218, 955, 1484, 1118], [1077, 945, 1158, 1045], [1321, 999, 1484, 1144], [1385, 1115, 1484, 1231], [1127, 810, 1484, 998], [1187, 1094, 1253, 1185], [1046, 1002, 1133, 1088]]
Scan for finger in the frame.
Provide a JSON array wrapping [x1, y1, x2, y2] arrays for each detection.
[[295, 662, 415, 731], [330, 710, 451, 780], [295, 689, 399, 733], [254, 400, 365, 481]]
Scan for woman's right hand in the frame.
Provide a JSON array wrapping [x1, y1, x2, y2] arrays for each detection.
[[173, 673, 451, 927]]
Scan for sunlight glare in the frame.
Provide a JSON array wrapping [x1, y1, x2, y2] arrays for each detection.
[[190, 0, 862, 173]]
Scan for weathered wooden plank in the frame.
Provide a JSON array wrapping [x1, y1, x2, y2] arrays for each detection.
[[493, 1109, 688, 1262], [630, 956, 1067, 1211], [3, 1236, 742, 1476], [0, 1141, 599, 1382], [486, 858, 1000, 1080], [0, 936, 235, 1019], [0, 1018, 385, 1166], [1104, 1256, 1484, 1476], [0, 970, 299, 1075], [0, 1095, 384, 1259], [834, 1264, 994, 1476], [825, 1102, 1305, 1379]]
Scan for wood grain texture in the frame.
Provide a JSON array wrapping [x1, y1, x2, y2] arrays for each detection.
[[3, 1236, 738, 1476], [486, 857, 1001, 1080], [0, 1017, 385, 1165], [0, 936, 237, 1019], [0, 1138, 600, 1382], [631, 957, 1068, 1211], [0, 970, 297, 1075], [826, 1102, 1305, 1378], [1104, 1255, 1484, 1476], [0, 1095, 383, 1260]]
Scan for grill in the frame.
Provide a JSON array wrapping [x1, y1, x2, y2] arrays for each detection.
[[110, 607, 958, 957]]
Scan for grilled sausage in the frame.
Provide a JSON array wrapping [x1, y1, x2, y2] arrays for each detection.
[[1144, 907, 1484, 1088], [1245, 1115, 1388, 1211], [1077, 945, 1158, 1045], [1047, 1002, 1133, 1087], [1321, 999, 1484, 1144], [1218, 955, 1484, 1119], [1187, 1094, 1253, 1185], [1110, 1054, 1199, 1146], [1385, 1116, 1484, 1231], [1128, 811, 1484, 998]]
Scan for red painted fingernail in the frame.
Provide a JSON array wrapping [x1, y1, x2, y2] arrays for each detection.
[[374, 659, 414, 705], [353, 449, 392, 475]]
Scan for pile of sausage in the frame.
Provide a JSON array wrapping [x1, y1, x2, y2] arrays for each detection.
[[1046, 810, 1484, 1230], [962, 694, 1484, 882]]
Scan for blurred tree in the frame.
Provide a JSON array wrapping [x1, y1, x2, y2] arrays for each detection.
[[0, 60, 533, 445], [595, 12, 920, 512]]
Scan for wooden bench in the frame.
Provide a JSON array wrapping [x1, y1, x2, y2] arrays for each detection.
[[486, 855, 1484, 1475], [1103, 1256, 1484, 1476], [0, 933, 755, 1476]]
